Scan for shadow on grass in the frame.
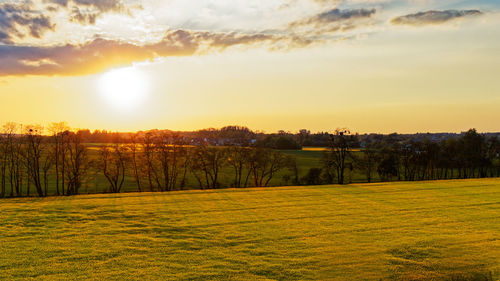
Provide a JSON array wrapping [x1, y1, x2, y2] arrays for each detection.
[[386, 240, 496, 281], [448, 272, 494, 281]]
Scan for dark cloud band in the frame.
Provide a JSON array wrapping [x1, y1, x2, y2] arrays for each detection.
[[289, 8, 376, 30], [0, 3, 55, 44], [391, 10, 482, 26]]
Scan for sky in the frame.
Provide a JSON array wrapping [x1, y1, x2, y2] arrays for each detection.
[[0, 0, 499, 134]]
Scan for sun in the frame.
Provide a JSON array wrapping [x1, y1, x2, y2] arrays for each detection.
[[98, 67, 150, 111]]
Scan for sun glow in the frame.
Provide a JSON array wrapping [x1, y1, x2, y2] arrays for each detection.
[[98, 67, 150, 111]]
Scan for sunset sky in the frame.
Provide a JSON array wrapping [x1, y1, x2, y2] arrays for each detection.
[[0, 0, 499, 133]]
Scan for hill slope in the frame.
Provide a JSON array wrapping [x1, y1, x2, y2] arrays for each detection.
[[1, 179, 499, 280]]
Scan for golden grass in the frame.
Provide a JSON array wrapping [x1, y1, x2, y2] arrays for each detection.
[[0, 179, 499, 280]]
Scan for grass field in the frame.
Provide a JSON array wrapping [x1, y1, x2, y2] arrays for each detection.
[[1, 179, 499, 280]]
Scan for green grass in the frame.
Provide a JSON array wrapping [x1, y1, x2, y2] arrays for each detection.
[[281, 149, 379, 183], [5, 148, 330, 196], [1, 179, 499, 280]]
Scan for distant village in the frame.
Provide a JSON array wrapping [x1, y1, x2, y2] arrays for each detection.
[[28, 125, 499, 149]]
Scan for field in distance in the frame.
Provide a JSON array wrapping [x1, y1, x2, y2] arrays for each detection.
[[1, 179, 499, 280]]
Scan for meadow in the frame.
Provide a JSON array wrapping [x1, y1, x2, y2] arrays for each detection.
[[0, 178, 498, 280], [69, 148, 369, 195], [12, 147, 330, 196]]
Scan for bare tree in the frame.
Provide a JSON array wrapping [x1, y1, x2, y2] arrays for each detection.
[[64, 132, 90, 195], [155, 133, 175, 191], [227, 146, 252, 188], [0, 133, 7, 197], [23, 125, 45, 197], [48, 122, 69, 196], [158, 133, 188, 191], [249, 148, 294, 187], [99, 144, 127, 193], [142, 131, 159, 191], [190, 145, 227, 189], [42, 150, 53, 196], [322, 128, 356, 185], [357, 141, 377, 183], [178, 152, 190, 190], [128, 135, 142, 192], [2, 123, 24, 196]]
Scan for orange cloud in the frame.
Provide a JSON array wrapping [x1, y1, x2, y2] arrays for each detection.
[[0, 30, 285, 76]]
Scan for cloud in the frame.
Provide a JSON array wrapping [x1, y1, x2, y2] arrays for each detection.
[[1, 2, 380, 77], [47, 0, 124, 12], [46, 0, 129, 24], [312, 0, 343, 6], [0, 2, 386, 77], [0, 2, 55, 43], [391, 10, 482, 26], [289, 8, 376, 33], [0, 0, 130, 44], [0, 29, 297, 76], [70, 6, 99, 24], [303, 8, 376, 25]]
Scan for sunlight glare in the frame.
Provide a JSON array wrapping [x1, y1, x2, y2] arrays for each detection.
[[98, 67, 150, 111]]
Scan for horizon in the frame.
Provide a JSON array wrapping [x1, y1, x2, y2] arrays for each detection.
[[1, 121, 499, 136]]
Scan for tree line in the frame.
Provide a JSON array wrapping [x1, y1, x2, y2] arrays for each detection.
[[0, 122, 297, 197], [315, 128, 500, 185], [1, 123, 499, 198]]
